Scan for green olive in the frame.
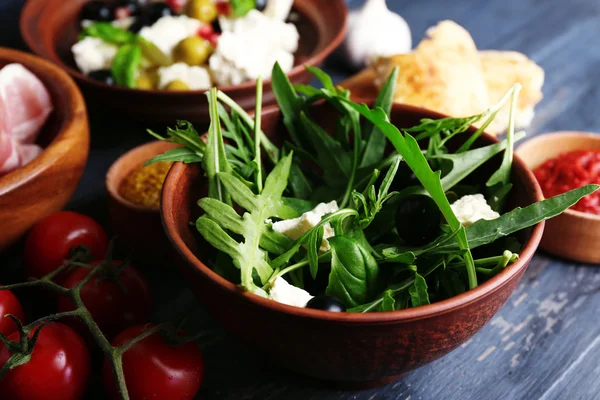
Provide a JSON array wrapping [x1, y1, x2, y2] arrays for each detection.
[[165, 80, 190, 91], [173, 36, 214, 66], [186, 0, 218, 23]]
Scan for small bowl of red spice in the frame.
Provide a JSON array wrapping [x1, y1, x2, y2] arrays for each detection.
[[106, 140, 180, 263], [517, 131, 600, 263]]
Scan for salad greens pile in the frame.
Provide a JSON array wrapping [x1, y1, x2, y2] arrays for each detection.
[[149, 63, 598, 312]]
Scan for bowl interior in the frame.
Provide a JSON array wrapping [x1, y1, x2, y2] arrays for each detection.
[[517, 131, 600, 170], [162, 102, 544, 321], [22, 0, 345, 92]]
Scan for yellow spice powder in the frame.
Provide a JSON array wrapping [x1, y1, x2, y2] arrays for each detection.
[[119, 161, 174, 209]]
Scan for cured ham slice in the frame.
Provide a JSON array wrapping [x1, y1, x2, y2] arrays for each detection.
[[0, 64, 51, 176]]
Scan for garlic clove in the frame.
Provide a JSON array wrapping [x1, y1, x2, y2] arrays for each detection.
[[342, 0, 412, 70]]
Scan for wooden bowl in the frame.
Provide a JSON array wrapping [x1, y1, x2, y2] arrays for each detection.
[[20, 0, 348, 126], [106, 140, 179, 264], [0, 48, 89, 252], [161, 102, 545, 385], [517, 131, 600, 263]]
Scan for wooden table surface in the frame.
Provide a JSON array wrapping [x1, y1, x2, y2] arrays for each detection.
[[3, 0, 600, 399]]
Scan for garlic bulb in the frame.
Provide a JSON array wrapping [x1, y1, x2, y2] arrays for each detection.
[[343, 0, 412, 70]]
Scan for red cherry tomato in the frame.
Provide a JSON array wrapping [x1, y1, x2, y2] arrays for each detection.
[[197, 23, 214, 40], [103, 325, 204, 400], [0, 323, 91, 400], [208, 33, 220, 47], [215, 0, 232, 15], [166, 0, 188, 12], [57, 260, 152, 339], [0, 288, 24, 336], [24, 212, 109, 280]]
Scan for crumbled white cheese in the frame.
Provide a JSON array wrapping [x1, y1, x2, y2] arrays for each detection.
[[157, 62, 212, 89], [450, 194, 500, 227], [263, 0, 294, 20], [139, 15, 202, 57], [209, 9, 299, 86], [269, 277, 313, 307], [271, 201, 338, 252], [72, 37, 118, 75]]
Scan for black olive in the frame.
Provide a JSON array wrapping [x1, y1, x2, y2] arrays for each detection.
[[395, 195, 441, 246], [80, 1, 114, 22], [146, 3, 174, 23], [88, 69, 115, 85], [306, 296, 346, 312], [255, 0, 267, 11]]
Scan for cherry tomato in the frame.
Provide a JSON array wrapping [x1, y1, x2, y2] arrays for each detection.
[[57, 260, 151, 339], [103, 324, 204, 400], [0, 323, 91, 400], [0, 288, 24, 336], [24, 212, 109, 280]]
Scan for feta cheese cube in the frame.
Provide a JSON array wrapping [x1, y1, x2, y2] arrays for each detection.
[[450, 194, 500, 227], [271, 201, 338, 252], [263, 0, 294, 21], [209, 10, 299, 86], [72, 37, 118, 75], [139, 16, 202, 57], [269, 277, 313, 307], [157, 63, 212, 90]]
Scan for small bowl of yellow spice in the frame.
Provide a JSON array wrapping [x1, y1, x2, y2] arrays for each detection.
[[106, 140, 180, 263]]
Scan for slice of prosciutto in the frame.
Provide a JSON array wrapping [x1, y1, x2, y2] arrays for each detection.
[[0, 64, 52, 176]]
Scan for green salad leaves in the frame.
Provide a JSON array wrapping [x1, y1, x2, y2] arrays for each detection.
[[150, 63, 599, 312]]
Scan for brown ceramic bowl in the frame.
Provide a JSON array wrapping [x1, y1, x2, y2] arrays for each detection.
[[0, 48, 89, 252], [106, 140, 180, 263], [517, 131, 600, 264], [20, 0, 347, 126], [161, 102, 545, 385]]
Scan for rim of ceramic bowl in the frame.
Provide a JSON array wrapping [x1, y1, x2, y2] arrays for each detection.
[[0, 48, 88, 196], [162, 103, 546, 324], [517, 130, 600, 222], [20, 0, 348, 95], [106, 140, 181, 214]]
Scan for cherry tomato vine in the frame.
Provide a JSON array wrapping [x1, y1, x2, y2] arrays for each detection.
[[0, 243, 189, 400]]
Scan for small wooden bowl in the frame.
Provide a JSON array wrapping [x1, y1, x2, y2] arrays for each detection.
[[0, 48, 89, 252], [106, 140, 179, 264], [517, 131, 600, 263], [20, 0, 348, 126], [161, 102, 545, 385]]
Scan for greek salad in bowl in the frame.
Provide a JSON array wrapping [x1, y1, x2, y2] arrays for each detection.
[[150, 64, 597, 312], [72, 0, 299, 90]]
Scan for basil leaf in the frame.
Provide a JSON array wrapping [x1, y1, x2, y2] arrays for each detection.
[[111, 43, 142, 88], [326, 236, 380, 308], [409, 272, 430, 307], [230, 0, 256, 16], [81, 22, 135, 44], [359, 67, 398, 168]]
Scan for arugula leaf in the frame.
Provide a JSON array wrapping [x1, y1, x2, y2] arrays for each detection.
[[196, 153, 296, 295], [308, 226, 324, 279], [144, 147, 202, 165], [344, 103, 478, 289], [81, 22, 135, 44], [253, 77, 264, 191], [436, 185, 600, 252], [381, 290, 396, 311], [204, 89, 233, 204], [326, 236, 380, 308], [271, 63, 304, 148], [111, 43, 142, 88], [409, 271, 430, 307], [359, 67, 398, 168], [146, 121, 206, 165], [230, 0, 256, 16]]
